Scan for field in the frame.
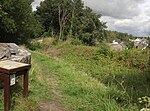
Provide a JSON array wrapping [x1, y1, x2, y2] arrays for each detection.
[[0, 41, 150, 111]]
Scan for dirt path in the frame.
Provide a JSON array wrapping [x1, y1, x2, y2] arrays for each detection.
[[39, 78, 67, 111], [39, 100, 66, 111]]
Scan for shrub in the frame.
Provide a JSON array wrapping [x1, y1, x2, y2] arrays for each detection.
[[28, 41, 42, 51], [71, 38, 82, 45], [95, 43, 113, 59], [113, 49, 149, 70], [42, 37, 55, 49]]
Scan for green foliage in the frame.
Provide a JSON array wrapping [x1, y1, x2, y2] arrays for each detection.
[[35, 0, 106, 44], [95, 44, 149, 70], [1, 44, 149, 110], [0, 0, 42, 43], [71, 38, 83, 45], [0, 0, 139, 46], [95, 43, 113, 59], [79, 30, 104, 45], [113, 49, 149, 70], [27, 37, 57, 51], [53, 43, 150, 110], [28, 41, 42, 51], [31, 52, 125, 111]]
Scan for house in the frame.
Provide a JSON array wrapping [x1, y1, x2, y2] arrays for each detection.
[[133, 38, 149, 50]]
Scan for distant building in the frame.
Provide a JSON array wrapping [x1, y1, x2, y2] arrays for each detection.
[[133, 38, 149, 50]]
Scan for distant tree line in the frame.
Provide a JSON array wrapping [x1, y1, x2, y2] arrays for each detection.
[[0, 0, 144, 45]]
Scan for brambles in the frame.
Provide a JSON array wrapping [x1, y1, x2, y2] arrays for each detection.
[[138, 96, 150, 110]]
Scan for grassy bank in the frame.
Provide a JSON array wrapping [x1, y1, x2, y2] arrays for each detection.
[[57, 43, 150, 110], [0, 42, 149, 110], [41, 42, 150, 110], [31, 51, 140, 111]]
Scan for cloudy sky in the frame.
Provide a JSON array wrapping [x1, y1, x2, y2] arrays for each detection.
[[32, 0, 150, 37]]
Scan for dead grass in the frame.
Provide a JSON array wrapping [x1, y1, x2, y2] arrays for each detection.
[[44, 49, 63, 56]]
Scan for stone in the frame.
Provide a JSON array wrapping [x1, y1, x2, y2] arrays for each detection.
[[109, 41, 126, 51], [0, 43, 31, 64]]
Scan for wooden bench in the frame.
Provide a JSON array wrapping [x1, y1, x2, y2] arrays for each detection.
[[0, 60, 31, 111]]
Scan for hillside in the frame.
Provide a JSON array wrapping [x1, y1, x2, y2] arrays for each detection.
[[1, 0, 150, 110], [0, 42, 149, 111]]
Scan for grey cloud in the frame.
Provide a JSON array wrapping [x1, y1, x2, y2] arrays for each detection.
[[102, 15, 150, 36], [143, 4, 150, 16], [83, 0, 144, 19], [145, 9, 150, 16], [84, 0, 150, 36], [141, 22, 150, 36]]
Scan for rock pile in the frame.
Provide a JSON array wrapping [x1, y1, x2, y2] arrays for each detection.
[[0, 43, 31, 64]]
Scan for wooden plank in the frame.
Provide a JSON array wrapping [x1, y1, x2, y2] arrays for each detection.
[[0, 60, 29, 70], [0, 60, 31, 74]]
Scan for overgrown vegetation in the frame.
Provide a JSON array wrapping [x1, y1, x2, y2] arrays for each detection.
[[0, 0, 150, 110], [27, 39, 150, 110], [0, 38, 149, 110]]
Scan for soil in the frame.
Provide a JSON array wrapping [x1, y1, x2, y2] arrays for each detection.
[[44, 49, 63, 57], [39, 100, 67, 111], [39, 78, 67, 111]]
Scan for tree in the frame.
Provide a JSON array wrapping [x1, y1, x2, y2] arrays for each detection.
[[35, 0, 107, 44], [0, 0, 39, 43], [58, 0, 72, 40], [0, 1, 16, 42]]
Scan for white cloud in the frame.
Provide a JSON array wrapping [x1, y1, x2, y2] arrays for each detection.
[[84, 0, 150, 36]]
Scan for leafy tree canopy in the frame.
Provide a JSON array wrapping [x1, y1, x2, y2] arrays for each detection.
[[35, 0, 107, 44], [0, 0, 41, 43]]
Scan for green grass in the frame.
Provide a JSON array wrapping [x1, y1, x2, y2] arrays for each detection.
[[31, 52, 127, 111], [53, 43, 150, 110], [0, 43, 149, 110], [0, 52, 53, 111], [58, 44, 150, 105]]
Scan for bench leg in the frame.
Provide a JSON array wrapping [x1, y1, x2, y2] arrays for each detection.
[[4, 74, 10, 111], [23, 70, 28, 97]]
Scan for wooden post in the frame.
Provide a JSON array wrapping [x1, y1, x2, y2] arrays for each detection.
[[4, 74, 10, 111], [23, 70, 28, 97]]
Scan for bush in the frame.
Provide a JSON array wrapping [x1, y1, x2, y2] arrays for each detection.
[[95, 43, 113, 59], [27, 37, 58, 51], [113, 49, 149, 70], [71, 38, 82, 45], [42, 37, 55, 49], [28, 41, 42, 51]]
